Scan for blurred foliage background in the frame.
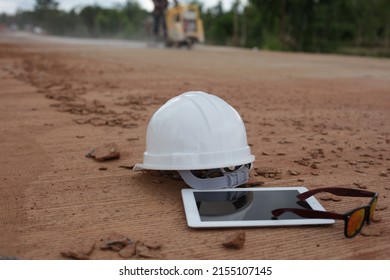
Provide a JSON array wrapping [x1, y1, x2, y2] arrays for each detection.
[[1, 0, 389, 57]]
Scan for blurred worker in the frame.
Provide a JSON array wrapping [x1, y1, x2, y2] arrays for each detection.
[[152, 0, 168, 39]]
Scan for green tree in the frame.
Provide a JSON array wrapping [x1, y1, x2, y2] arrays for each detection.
[[79, 6, 102, 36], [33, 0, 60, 33], [35, 0, 58, 10]]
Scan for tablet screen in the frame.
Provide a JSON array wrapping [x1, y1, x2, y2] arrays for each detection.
[[194, 190, 311, 221]]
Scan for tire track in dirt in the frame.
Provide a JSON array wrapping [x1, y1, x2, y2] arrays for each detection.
[[0, 69, 51, 257]]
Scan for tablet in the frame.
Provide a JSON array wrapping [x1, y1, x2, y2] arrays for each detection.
[[181, 187, 335, 228]]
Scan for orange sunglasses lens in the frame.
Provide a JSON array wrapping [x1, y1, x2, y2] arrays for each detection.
[[347, 208, 365, 237]]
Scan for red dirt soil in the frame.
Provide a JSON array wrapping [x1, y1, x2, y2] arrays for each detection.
[[1, 32, 389, 259]]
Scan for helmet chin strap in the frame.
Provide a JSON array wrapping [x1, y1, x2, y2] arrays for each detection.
[[178, 166, 250, 190]]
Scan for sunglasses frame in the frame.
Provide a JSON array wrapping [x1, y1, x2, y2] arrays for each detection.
[[271, 187, 379, 238]]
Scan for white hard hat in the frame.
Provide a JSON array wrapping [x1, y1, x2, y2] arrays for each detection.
[[134, 91, 255, 189]]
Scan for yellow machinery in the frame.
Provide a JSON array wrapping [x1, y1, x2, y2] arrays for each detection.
[[165, 4, 205, 48]]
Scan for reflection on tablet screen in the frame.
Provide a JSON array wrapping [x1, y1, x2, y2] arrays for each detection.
[[194, 190, 312, 221]]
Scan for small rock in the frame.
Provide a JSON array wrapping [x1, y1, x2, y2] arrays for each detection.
[[288, 170, 300, 176], [255, 167, 282, 179], [98, 233, 164, 259], [144, 240, 162, 250], [353, 183, 367, 189], [135, 242, 154, 258], [278, 140, 293, 144], [294, 158, 311, 166], [310, 163, 319, 169], [309, 148, 325, 159], [60, 251, 90, 260], [222, 231, 246, 249], [99, 232, 132, 251], [359, 154, 375, 158], [119, 244, 136, 258], [86, 143, 120, 161], [119, 165, 135, 170], [74, 119, 89, 125], [89, 118, 107, 126], [93, 99, 105, 108], [319, 194, 342, 202], [60, 241, 96, 260]]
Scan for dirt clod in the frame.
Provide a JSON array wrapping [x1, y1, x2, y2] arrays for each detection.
[[98, 233, 162, 259], [353, 183, 367, 189], [60, 241, 96, 260], [99, 232, 132, 251], [288, 170, 300, 176], [309, 149, 325, 159], [318, 194, 342, 202], [255, 167, 282, 179], [119, 165, 135, 170], [310, 162, 319, 169], [223, 231, 246, 249], [144, 240, 162, 250], [86, 142, 120, 161], [119, 244, 136, 258], [135, 242, 156, 258], [294, 158, 311, 166]]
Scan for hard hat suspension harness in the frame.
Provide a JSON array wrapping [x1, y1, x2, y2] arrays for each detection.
[[178, 164, 250, 190]]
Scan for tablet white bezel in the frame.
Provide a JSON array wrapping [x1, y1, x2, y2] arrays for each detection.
[[181, 187, 335, 228]]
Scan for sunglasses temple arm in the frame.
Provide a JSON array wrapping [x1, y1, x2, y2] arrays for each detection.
[[297, 187, 376, 200], [272, 208, 344, 220]]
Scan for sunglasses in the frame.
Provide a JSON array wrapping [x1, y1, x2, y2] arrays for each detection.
[[271, 187, 379, 238]]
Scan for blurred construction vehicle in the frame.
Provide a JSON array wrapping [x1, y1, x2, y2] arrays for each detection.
[[165, 3, 205, 48]]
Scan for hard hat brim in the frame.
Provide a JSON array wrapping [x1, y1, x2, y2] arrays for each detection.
[[133, 154, 255, 171]]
